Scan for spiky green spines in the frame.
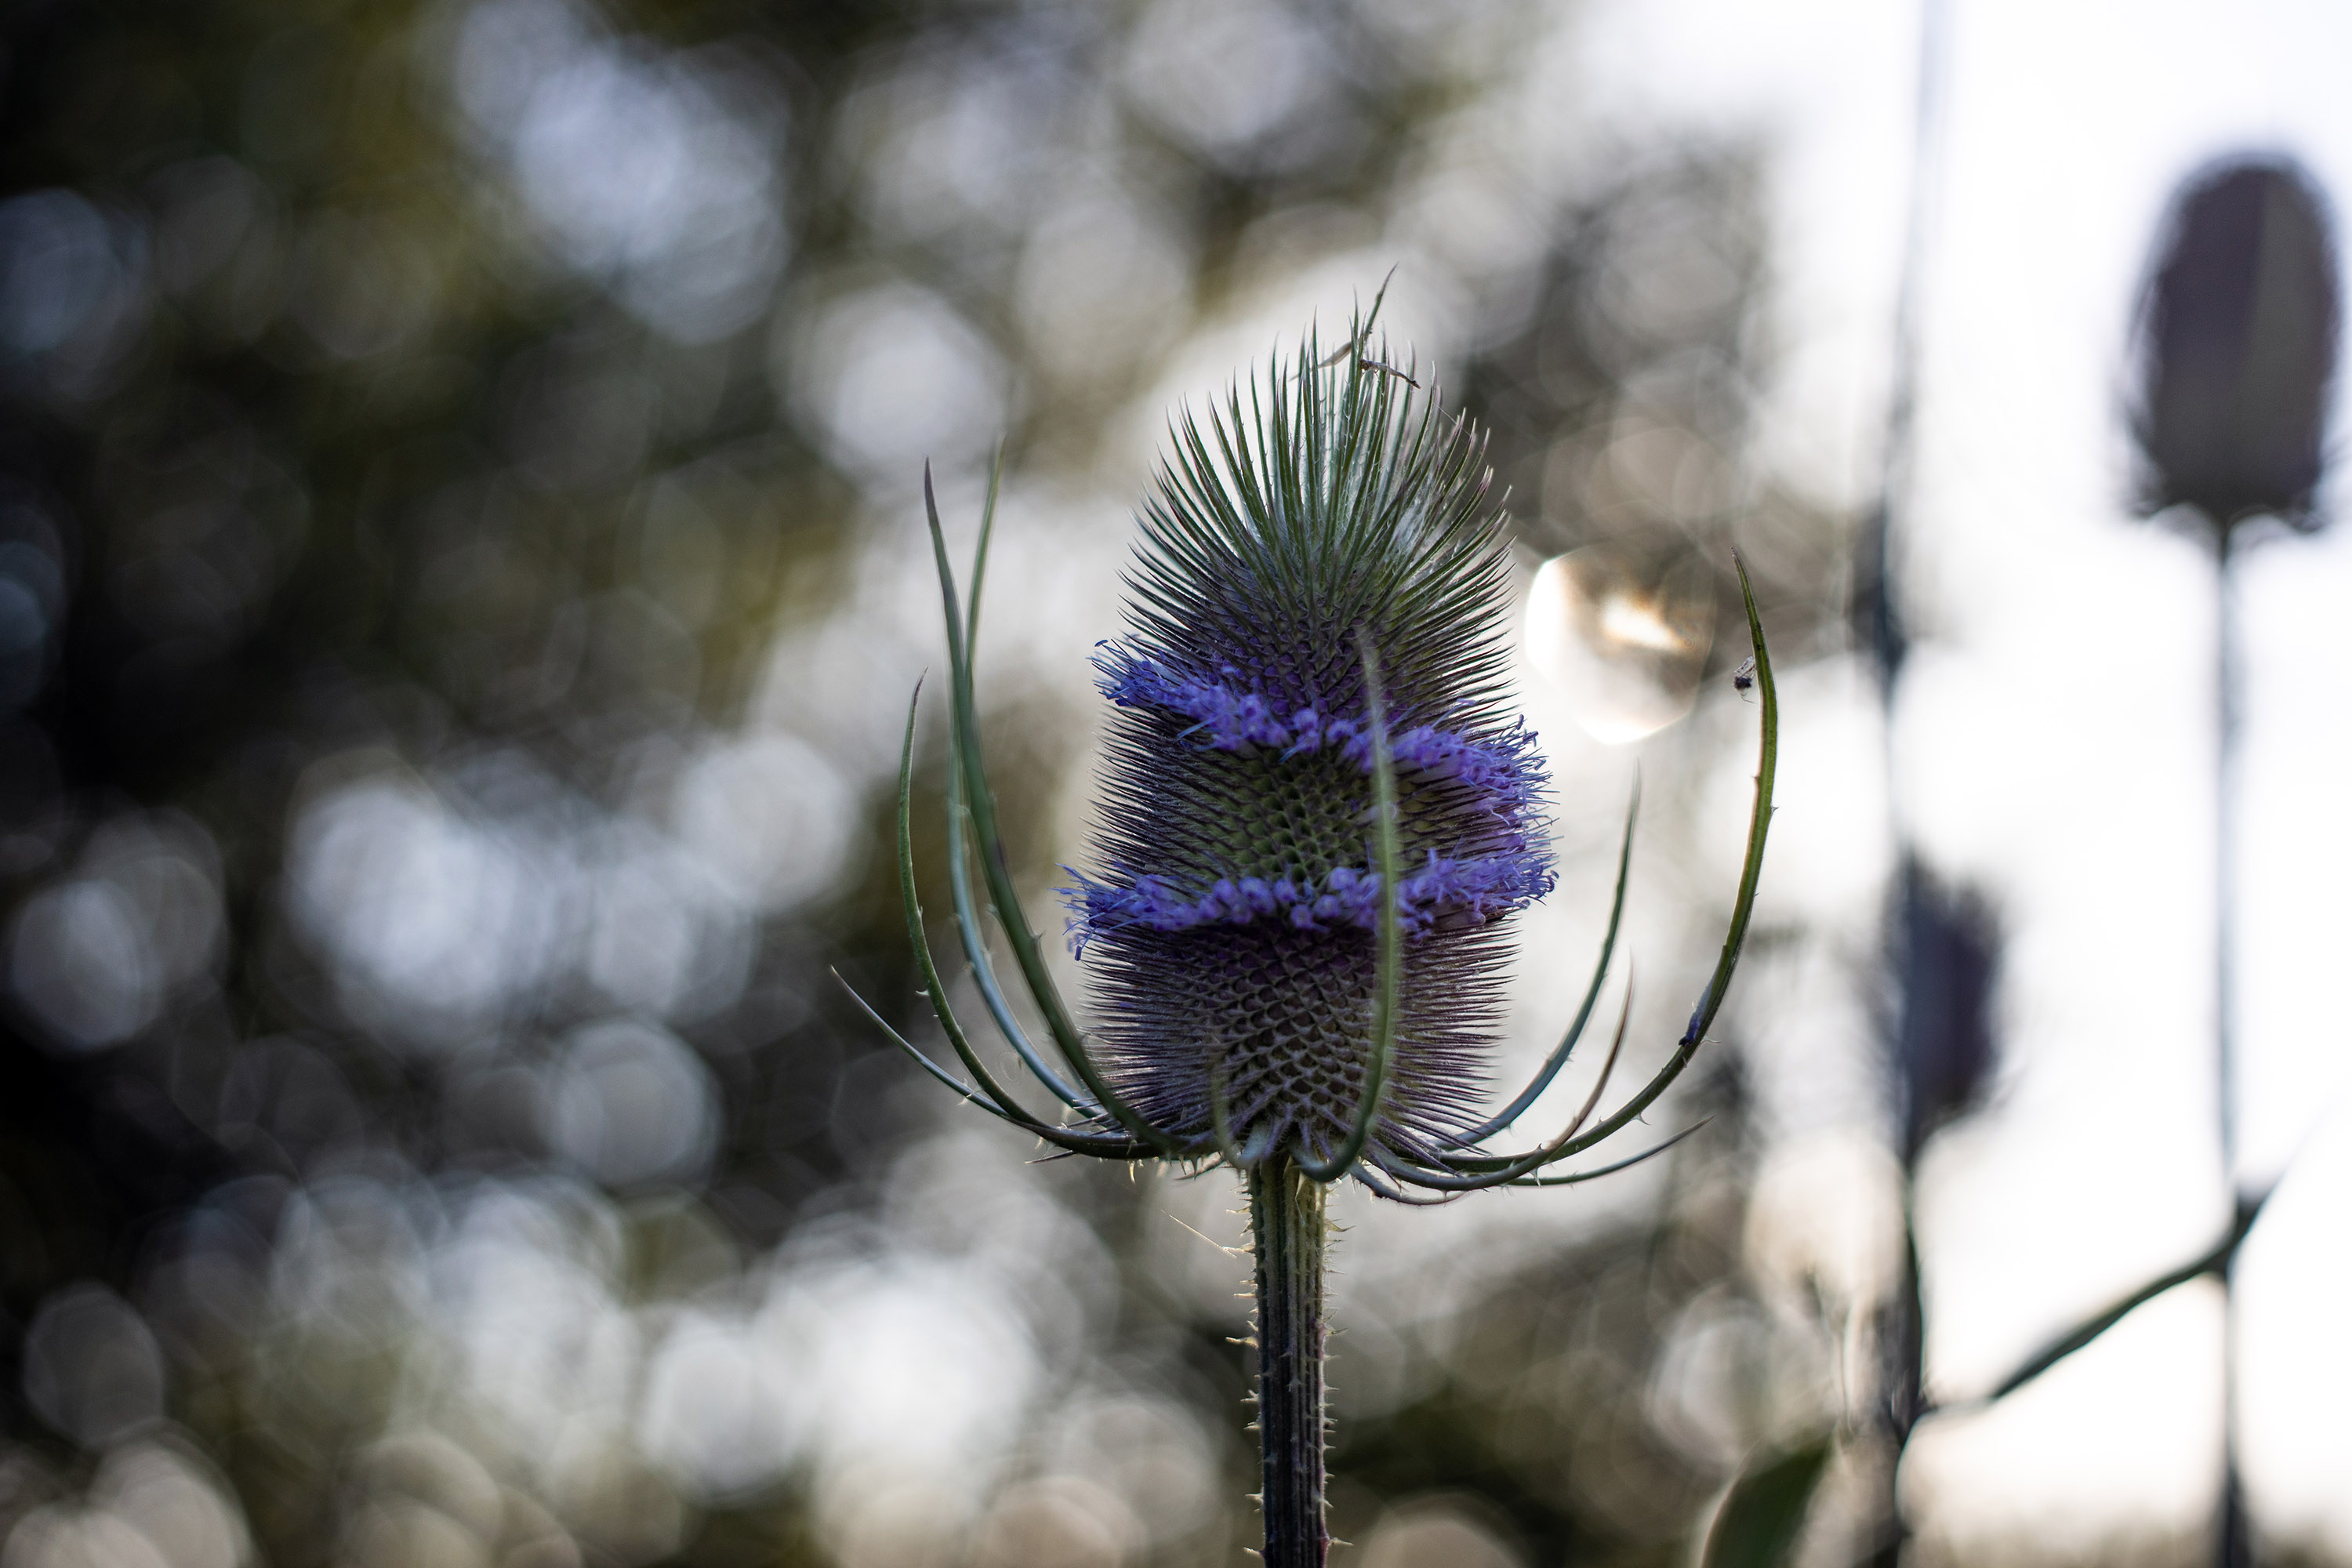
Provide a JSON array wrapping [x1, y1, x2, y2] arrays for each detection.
[[1064, 327, 1555, 1171]]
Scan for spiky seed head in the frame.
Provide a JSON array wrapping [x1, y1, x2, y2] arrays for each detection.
[[1065, 314, 1555, 1173]]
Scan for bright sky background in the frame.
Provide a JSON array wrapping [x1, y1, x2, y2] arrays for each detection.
[[1571, 0, 2352, 1554]]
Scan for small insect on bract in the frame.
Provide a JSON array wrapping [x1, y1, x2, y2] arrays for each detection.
[[1733, 655, 1758, 700]]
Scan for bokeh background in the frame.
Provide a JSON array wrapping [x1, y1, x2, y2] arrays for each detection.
[[1, 1, 2348, 1565]]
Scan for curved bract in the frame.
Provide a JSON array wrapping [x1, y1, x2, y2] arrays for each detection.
[[845, 306, 1779, 1203]]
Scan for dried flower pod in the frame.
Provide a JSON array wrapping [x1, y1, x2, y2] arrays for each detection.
[[1889, 855, 2000, 1165], [2135, 158, 2339, 532]]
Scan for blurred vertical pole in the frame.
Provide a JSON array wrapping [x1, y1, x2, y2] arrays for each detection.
[[1856, 0, 1950, 1560], [2215, 521, 2249, 1568], [1853, 0, 1944, 694], [2133, 158, 2340, 1568], [1873, 861, 1998, 1567]]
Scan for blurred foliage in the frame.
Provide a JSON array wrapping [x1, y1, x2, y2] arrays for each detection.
[[1700, 1433, 1835, 1568], [0, 0, 1894, 1565], [1457, 150, 1851, 670]]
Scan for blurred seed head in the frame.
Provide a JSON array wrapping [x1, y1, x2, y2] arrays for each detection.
[[2133, 156, 2341, 534], [1889, 855, 2001, 1164]]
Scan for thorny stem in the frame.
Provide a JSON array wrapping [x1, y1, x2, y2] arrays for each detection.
[[1249, 1158, 1328, 1568]]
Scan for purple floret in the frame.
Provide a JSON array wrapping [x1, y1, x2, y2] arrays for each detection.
[[1066, 648, 1556, 975], [1096, 652, 1302, 751], [1071, 852, 1553, 955], [1096, 652, 1546, 829]]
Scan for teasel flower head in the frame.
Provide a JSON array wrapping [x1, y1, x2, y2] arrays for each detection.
[[846, 296, 1776, 1568], [1063, 329, 1556, 1174], [847, 296, 1778, 1202]]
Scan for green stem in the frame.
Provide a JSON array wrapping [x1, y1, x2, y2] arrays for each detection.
[[1249, 1159, 1328, 1568]]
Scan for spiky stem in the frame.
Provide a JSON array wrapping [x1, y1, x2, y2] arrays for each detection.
[[1249, 1158, 1328, 1568]]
